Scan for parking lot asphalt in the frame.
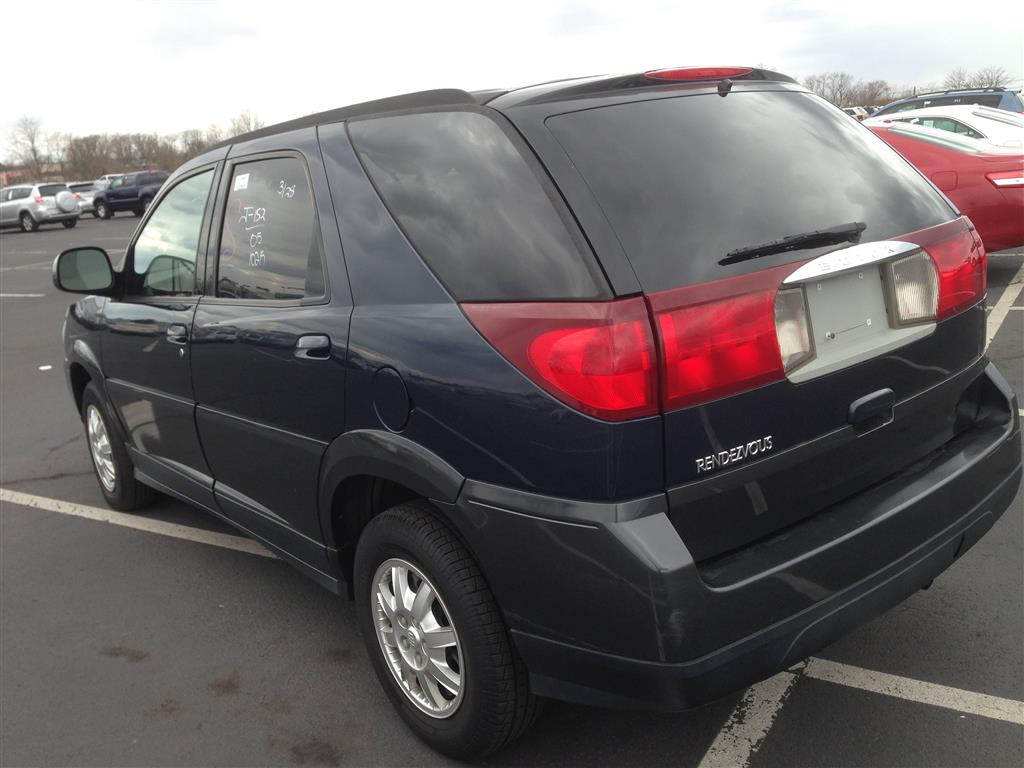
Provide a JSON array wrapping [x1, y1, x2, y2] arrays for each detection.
[[1, 216, 1022, 767]]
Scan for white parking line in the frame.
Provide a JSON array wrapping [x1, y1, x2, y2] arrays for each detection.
[[987, 262, 1024, 346], [0, 293, 45, 298], [700, 658, 1024, 768], [698, 668, 803, 768], [803, 657, 1024, 725], [0, 488, 274, 559]]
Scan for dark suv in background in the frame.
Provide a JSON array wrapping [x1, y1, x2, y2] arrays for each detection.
[[53, 66, 1021, 758], [874, 86, 1024, 116], [90, 170, 169, 218]]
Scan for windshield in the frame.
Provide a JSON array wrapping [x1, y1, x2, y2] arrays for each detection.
[[547, 90, 954, 290]]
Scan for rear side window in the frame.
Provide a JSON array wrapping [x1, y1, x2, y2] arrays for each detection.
[[38, 184, 68, 197], [216, 157, 325, 301], [349, 110, 608, 301], [547, 91, 955, 291]]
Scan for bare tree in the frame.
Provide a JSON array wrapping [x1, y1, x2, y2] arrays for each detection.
[[229, 110, 265, 137], [67, 135, 112, 180], [205, 123, 224, 145], [9, 117, 47, 178], [803, 72, 857, 106], [943, 67, 972, 89], [970, 66, 1009, 88], [46, 132, 71, 178]]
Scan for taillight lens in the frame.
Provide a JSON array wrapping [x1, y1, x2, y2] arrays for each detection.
[[648, 265, 794, 410], [462, 298, 658, 421], [33, 195, 44, 204], [926, 228, 986, 320], [886, 251, 939, 324], [986, 170, 1024, 188]]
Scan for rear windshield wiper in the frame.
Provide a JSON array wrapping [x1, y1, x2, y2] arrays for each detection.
[[719, 222, 867, 266]]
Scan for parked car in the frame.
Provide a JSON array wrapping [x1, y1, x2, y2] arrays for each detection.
[[867, 119, 1024, 252], [67, 182, 99, 215], [52, 67, 1020, 758], [0, 183, 79, 232], [874, 87, 1024, 117], [842, 106, 869, 120], [91, 171, 169, 218], [865, 105, 1024, 149]]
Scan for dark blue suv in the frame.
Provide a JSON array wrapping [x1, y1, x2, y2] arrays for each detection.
[[873, 87, 1024, 116], [53, 67, 1021, 758]]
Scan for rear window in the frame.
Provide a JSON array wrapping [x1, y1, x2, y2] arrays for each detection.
[[349, 110, 608, 301], [38, 184, 68, 197], [69, 183, 96, 192], [547, 91, 954, 290]]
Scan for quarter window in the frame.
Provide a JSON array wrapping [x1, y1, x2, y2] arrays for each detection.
[[216, 157, 324, 301], [129, 170, 213, 297]]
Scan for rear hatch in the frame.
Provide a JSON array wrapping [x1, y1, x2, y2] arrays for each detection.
[[38, 183, 77, 213], [506, 85, 988, 562]]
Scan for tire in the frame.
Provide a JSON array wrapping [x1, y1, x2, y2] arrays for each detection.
[[141, 196, 152, 212], [95, 201, 111, 219], [91, 211, 100, 219], [19, 212, 38, 232], [354, 501, 541, 759], [80, 383, 155, 511], [62, 218, 77, 229]]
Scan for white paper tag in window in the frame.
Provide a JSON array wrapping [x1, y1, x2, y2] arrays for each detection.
[[233, 173, 250, 191]]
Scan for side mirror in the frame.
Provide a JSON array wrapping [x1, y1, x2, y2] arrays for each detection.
[[52, 247, 115, 294]]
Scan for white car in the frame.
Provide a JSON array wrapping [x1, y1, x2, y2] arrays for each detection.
[[842, 106, 869, 121], [864, 105, 1024, 149]]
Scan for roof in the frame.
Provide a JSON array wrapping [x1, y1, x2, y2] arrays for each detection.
[[211, 88, 478, 150], [212, 68, 800, 149]]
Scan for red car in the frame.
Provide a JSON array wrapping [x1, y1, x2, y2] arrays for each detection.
[[868, 122, 1024, 252]]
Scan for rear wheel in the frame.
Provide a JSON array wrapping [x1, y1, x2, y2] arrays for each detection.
[[354, 501, 541, 759], [95, 201, 111, 219], [19, 212, 38, 232], [61, 218, 77, 229], [81, 383, 155, 511]]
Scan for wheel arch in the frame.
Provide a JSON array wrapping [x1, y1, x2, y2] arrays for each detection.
[[318, 430, 465, 594]]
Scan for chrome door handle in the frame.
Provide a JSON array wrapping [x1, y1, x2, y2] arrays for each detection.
[[294, 334, 331, 359], [166, 324, 188, 344]]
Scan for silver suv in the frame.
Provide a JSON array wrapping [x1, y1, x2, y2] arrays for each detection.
[[67, 182, 99, 216], [0, 183, 80, 232]]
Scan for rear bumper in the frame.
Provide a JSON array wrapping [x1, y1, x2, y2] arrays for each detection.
[[443, 362, 1021, 710], [32, 207, 77, 222]]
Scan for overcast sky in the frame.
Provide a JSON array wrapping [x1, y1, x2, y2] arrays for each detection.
[[3, 0, 1022, 161]]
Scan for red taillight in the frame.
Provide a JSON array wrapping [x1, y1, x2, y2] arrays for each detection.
[[645, 66, 752, 81], [925, 227, 987, 320], [462, 298, 658, 421], [74, 192, 81, 200], [33, 195, 43, 204], [986, 170, 1024, 188], [648, 265, 794, 411]]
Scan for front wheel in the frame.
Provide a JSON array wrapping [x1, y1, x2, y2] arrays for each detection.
[[81, 383, 155, 511], [354, 502, 541, 759], [62, 218, 78, 229], [94, 201, 111, 219]]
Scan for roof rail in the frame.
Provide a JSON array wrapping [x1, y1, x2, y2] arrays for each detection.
[[211, 88, 478, 150], [914, 86, 1006, 98]]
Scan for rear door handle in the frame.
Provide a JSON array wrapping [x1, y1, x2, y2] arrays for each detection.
[[294, 334, 331, 360], [166, 324, 189, 344]]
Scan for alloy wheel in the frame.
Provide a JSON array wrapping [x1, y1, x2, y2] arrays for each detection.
[[86, 405, 117, 492], [371, 557, 464, 718]]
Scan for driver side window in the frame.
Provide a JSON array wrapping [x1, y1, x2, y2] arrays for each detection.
[[129, 170, 213, 297]]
